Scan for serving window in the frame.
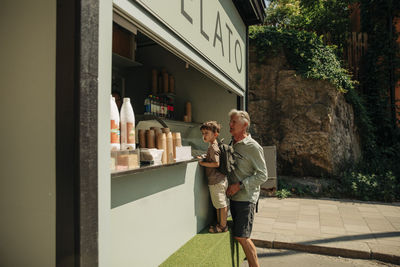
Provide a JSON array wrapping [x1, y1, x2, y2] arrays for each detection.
[[110, 10, 238, 176]]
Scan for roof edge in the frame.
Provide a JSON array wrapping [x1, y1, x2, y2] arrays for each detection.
[[233, 0, 266, 26]]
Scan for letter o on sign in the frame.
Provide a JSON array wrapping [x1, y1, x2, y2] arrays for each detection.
[[235, 40, 242, 73]]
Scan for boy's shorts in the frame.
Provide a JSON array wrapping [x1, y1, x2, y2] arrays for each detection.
[[230, 200, 255, 238], [208, 180, 228, 209]]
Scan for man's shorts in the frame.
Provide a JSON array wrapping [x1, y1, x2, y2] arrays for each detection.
[[208, 180, 228, 209], [230, 200, 255, 238]]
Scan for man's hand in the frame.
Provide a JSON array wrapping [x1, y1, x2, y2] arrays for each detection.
[[226, 182, 241, 198]]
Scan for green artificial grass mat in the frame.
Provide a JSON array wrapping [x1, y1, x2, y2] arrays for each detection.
[[160, 221, 245, 267]]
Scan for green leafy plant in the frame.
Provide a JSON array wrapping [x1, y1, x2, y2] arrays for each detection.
[[276, 178, 320, 198], [275, 189, 292, 199], [264, 0, 356, 56], [338, 163, 400, 202], [264, 0, 302, 29]]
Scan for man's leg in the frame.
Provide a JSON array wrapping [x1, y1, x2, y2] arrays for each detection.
[[235, 237, 259, 267], [230, 200, 257, 266]]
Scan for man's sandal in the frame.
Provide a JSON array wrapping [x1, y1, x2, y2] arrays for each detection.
[[208, 224, 228, 233]]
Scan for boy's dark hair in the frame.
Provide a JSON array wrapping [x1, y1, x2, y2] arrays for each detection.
[[200, 121, 221, 133]]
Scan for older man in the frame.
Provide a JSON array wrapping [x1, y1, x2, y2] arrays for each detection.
[[226, 109, 268, 267]]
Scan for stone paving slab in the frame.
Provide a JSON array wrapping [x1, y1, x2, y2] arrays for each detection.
[[252, 197, 400, 265]]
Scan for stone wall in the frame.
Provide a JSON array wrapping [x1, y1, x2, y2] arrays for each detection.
[[249, 48, 361, 177]]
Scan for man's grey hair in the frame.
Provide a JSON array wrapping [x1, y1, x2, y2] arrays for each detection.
[[229, 109, 251, 131]]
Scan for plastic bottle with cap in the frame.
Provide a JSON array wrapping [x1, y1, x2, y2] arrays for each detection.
[[110, 95, 120, 151], [144, 95, 151, 115], [120, 97, 136, 150], [150, 95, 155, 115]]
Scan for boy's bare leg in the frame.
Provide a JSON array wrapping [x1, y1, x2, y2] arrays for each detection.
[[219, 207, 228, 228], [235, 237, 259, 267], [210, 209, 220, 230]]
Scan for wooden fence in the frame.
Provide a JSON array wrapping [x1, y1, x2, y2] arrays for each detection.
[[323, 32, 368, 80], [345, 32, 368, 80]]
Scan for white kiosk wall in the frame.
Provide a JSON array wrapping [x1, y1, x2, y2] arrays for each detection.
[[0, 1, 56, 266]]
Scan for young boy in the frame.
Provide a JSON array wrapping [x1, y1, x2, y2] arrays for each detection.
[[199, 121, 228, 233]]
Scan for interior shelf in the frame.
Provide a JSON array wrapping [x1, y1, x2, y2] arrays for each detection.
[[112, 53, 142, 69], [135, 114, 200, 128]]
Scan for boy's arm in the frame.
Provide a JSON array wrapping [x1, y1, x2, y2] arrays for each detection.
[[199, 143, 220, 168], [199, 161, 219, 168]]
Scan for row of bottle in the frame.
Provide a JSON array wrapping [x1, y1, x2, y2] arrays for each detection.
[[111, 95, 136, 151], [144, 95, 174, 119]]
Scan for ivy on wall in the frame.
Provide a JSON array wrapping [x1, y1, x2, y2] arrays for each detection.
[[264, 0, 356, 57], [250, 26, 350, 91], [249, 26, 375, 155]]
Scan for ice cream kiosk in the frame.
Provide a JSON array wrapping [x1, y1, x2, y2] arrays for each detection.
[[104, 0, 265, 266]]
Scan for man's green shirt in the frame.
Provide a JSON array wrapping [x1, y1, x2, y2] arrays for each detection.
[[229, 135, 268, 203]]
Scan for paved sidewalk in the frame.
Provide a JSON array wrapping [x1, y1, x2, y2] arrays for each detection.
[[251, 197, 400, 265]]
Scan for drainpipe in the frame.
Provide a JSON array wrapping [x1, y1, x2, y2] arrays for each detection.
[[245, 26, 249, 111], [388, 2, 397, 129]]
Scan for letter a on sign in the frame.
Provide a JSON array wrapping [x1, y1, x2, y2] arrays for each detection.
[[213, 11, 224, 57]]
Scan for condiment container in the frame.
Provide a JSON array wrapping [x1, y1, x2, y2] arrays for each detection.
[[174, 132, 182, 147], [166, 132, 174, 163], [175, 146, 192, 161], [172, 132, 182, 159], [138, 129, 146, 148], [116, 150, 139, 170], [120, 97, 136, 150], [169, 75, 175, 93], [110, 95, 120, 151], [161, 127, 170, 134], [152, 127, 162, 147], [162, 70, 169, 93], [157, 132, 167, 164], [146, 129, 155, 148], [140, 148, 164, 165], [158, 74, 163, 93]]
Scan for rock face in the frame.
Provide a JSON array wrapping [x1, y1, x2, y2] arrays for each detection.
[[249, 48, 361, 177]]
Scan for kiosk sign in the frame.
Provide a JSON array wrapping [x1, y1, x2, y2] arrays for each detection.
[[136, 0, 246, 90]]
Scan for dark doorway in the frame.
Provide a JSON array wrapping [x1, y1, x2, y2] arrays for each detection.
[[56, 0, 99, 266]]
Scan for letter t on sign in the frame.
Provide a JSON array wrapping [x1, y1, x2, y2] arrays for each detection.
[[181, 0, 193, 24], [226, 23, 233, 63]]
